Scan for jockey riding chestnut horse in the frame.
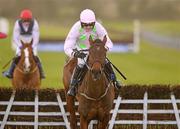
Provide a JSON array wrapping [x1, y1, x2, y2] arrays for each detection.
[[64, 9, 121, 97], [12, 39, 41, 89], [2, 9, 45, 79], [63, 35, 115, 129]]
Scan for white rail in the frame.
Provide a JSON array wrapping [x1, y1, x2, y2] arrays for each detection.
[[0, 91, 180, 129]]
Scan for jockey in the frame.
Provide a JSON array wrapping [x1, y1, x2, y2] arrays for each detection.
[[64, 9, 121, 96], [3, 9, 45, 79]]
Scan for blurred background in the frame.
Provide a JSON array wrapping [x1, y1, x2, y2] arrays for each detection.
[[0, 0, 180, 88]]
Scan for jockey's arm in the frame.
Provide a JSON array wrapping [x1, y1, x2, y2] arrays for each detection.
[[32, 20, 40, 49], [96, 22, 113, 51], [13, 21, 21, 48], [64, 22, 79, 57]]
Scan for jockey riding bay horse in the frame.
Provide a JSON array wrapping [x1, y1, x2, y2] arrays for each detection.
[[63, 36, 115, 129], [12, 40, 40, 90]]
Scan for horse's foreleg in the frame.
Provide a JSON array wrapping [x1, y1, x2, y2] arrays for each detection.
[[80, 115, 89, 129], [98, 115, 110, 129], [67, 96, 78, 129]]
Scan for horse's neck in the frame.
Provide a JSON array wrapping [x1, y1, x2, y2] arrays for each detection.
[[30, 57, 36, 67], [18, 56, 36, 71], [18, 58, 24, 69], [83, 71, 107, 97]]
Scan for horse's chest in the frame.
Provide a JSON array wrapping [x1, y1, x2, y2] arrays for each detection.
[[78, 99, 111, 118], [78, 101, 97, 118]]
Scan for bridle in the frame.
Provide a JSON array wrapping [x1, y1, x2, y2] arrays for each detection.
[[81, 49, 104, 73], [16, 47, 38, 74], [79, 48, 111, 101]]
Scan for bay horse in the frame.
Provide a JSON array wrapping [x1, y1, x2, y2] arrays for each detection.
[[63, 36, 115, 129], [12, 39, 40, 90]]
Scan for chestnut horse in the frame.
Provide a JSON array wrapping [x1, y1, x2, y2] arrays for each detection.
[[12, 40, 40, 90], [63, 36, 115, 129]]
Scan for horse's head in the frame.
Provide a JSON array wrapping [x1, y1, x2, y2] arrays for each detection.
[[19, 39, 35, 73], [88, 35, 107, 81]]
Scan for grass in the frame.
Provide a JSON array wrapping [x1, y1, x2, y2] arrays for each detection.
[[39, 21, 134, 41], [0, 21, 179, 89], [142, 20, 180, 37], [111, 41, 180, 85], [39, 22, 69, 40]]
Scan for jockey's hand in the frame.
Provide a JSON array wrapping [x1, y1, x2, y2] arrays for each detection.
[[73, 50, 87, 59], [19, 46, 23, 49]]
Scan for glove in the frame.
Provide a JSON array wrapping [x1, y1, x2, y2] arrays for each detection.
[[19, 45, 23, 49], [73, 50, 87, 59]]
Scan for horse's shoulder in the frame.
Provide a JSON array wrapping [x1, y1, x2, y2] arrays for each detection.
[[64, 57, 77, 71], [64, 57, 77, 66]]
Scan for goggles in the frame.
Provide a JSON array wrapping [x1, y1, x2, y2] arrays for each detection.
[[81, 22, 95, 28], [22, 19, 32, 22]]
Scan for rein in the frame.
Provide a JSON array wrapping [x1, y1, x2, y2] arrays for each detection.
[[16, 65, 38, 74], [2, 58, 14, 69], [80, 49, 108, 101], [79, 81, 112, 101], [83, 58, 104, 75]]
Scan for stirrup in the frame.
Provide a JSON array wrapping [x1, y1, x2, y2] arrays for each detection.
[[114, 81, 121, 90], [40, 74, 46, 79], [2, 71, 13, 79], [67, 87, 76, 96]]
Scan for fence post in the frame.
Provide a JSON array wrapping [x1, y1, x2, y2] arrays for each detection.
[[0, 17, 9, 34], [171, 93, 180, 129], [0, 91, 15, 129], [133, 19, 140, 53], [108, 96, 122, 129], [88, 121, 95, 129], [143, 92, 148, 129], [56, 93, 71, 129], [34, 91, 39, 129]]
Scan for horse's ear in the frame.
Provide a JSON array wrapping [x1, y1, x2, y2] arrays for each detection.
[[102, 35, 107, 44], [89, 35, 94, 45], [20, 40, 24, 46], [30, 39, 33, 46]]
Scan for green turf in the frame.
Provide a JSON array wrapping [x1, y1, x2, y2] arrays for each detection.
[[142, 20, 180, 37], [39, 22, 69, 40], [0, 21, 179, 89], [39, 21, 134, 41], [110, 41, 180, 85]]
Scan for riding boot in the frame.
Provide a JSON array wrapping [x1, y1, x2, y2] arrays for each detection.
[[34, 56, 45, 79], [2, 56, 20, 79], [104, 61, 121, 90], [67, 66, 84, 96]]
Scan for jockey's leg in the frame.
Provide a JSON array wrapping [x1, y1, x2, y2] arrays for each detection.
[[2, 56, 20, 79], [67, 65, 85, 96], [68, 52, 88, 96], [104, 59, 121, 89], [34, 56, 45, 79]]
